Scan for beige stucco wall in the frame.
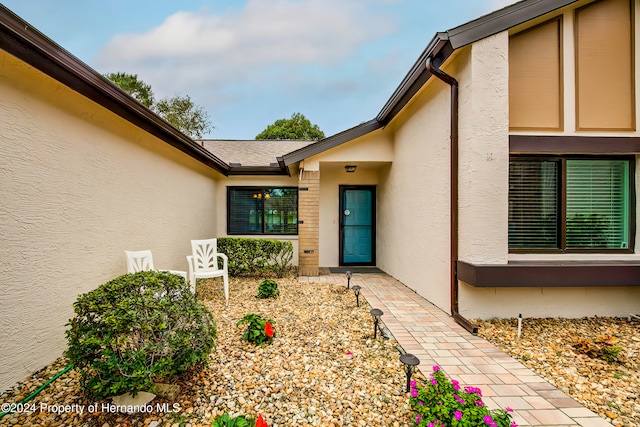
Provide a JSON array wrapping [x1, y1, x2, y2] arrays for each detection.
[[375, 70, 455, 312], [0, 51, 220, 392], [215, 175, 301, 265]]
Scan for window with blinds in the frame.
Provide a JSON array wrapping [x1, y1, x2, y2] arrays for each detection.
[[228, 187, 298, 235], [509, 157, 632, 252]]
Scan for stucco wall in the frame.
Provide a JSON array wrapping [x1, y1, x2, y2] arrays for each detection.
[[0, 51, 220, 392], [376, 71, 455, 312], [215, 175, 301, 265]]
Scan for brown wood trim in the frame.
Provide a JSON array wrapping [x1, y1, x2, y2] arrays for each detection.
[[509, 135, 640, 153], [457, 260, 640, 287]]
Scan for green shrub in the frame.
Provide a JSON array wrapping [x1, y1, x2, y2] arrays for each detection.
[[257, 279, 279, 299], [236, 313, 275, 346], [218, 237, 293, 277], [65, 271, 217, 400]]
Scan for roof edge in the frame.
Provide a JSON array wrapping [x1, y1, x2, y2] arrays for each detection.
[[447, 0, 579, 48], [281, 119, 383, 165], [0, 5, 230, 176]]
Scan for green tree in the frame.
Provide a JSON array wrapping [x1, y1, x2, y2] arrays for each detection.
[[104, 72, 154, 108], [105, 72, 213, 139], [155, 95, 212, 139], [255, 112, 325, 141]]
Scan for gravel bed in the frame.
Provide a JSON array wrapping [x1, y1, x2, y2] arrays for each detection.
[[0, 278, 416, 427], [475, 317, 640, 427]]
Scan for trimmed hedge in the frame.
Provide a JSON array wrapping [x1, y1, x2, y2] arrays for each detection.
[[218, 237, 293, 277], [65, 271, 216, 400]]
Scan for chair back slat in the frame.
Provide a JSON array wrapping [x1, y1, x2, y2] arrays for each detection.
[[191, 238, 219, 272], [125, 250, 155, 273]]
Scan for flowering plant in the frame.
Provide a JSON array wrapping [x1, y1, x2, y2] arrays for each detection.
[[211, 413, 268, 427], [410, 366, 516, 427], [236, 313, 275, 345]]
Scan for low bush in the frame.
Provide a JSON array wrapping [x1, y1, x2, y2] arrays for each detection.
[[236, 313, 275, 346], [65, 271, 217, 400], [257, 279, 279, 299], [218, 237, 293, 277]]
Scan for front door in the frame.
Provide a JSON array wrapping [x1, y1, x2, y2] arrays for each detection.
[[339, 186, 375, 265]]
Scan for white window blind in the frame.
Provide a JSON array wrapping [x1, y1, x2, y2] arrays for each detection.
[[566, 160, 629, 249]]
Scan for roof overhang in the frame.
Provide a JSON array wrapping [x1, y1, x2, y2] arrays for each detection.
[[0, 5, 231, 176]]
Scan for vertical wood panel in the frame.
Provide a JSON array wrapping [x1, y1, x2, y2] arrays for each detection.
[[576, 0, 634, 130], [510, 18, 563, 130]]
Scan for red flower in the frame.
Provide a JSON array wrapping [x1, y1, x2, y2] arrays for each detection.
[[264, 321, 274, 338], [256, 414, 268, 427]]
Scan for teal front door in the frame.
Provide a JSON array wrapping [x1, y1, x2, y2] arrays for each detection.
[[340, 186, 375, 265]]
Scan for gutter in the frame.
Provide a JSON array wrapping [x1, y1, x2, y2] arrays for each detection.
[[425, 54, 478, 335]]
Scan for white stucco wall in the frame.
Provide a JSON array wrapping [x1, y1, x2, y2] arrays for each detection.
[[0, 52, 220, 392], [215, 175, 301, 265], [376, 72, 455, 312]]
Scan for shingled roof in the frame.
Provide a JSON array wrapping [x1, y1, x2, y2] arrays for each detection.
[[201, 140, 314, 167]]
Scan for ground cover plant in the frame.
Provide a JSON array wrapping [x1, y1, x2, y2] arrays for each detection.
[[410, 366, 515, 427], [256, 279, 279, 299]]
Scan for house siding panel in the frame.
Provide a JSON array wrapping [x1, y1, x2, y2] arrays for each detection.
[[0, 51, 220, 392]]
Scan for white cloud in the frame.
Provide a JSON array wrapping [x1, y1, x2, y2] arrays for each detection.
[[95, 0, 396, 102]]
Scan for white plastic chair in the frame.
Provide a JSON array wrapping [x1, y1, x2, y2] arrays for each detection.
[[187, 238, 229, 300], [125, 250, 188, 281]]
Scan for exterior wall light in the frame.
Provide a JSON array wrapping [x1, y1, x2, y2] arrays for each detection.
[[400, 353, 420, 392], [344, 165, 357, 173], [370, 308, 383, 339], [352, 285, 361, 307], [346, 271, 352, 288]]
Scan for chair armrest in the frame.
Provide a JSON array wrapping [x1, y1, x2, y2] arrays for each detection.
[[186, 255, 194, 276], [217, 253, 228, 272]]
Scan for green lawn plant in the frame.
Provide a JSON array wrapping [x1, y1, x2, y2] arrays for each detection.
[[236, 313, 275, 345], [410, 366, 516, 427], [257, 279, 279, 299], [65, 271, 217, 400]]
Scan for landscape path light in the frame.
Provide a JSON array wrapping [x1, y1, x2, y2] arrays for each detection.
[[369, 308, 383, 339], [400, 353, 420, 393], [352, 285, 361, 307], [346, 271, 352, 289]]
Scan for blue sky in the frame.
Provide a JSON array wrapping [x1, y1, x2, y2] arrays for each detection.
[[1, 0, 517, 139]]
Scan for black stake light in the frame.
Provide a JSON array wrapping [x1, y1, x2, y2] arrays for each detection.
[[346, 271, 352, 289], [352, 285, 361, 307], [370, 308, 383, 339], [400, 353, 420, 392]]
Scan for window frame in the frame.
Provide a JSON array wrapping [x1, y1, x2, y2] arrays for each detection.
[[227, 186, 299, 236], [509, 154, 636, 254]]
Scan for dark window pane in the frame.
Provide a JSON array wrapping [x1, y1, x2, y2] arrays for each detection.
[[264, 188, 298, 234], [229, 188, 262, 233], [509, 160, 559, 248]]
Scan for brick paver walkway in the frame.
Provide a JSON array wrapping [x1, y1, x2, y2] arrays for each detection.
[[300, 271, 613, 427]]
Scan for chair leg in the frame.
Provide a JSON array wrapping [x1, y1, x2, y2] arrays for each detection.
[[190, 276, 196, 294], [223, 274, 229, 302]]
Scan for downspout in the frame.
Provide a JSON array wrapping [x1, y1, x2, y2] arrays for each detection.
[[425, 56, 478, 335]]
